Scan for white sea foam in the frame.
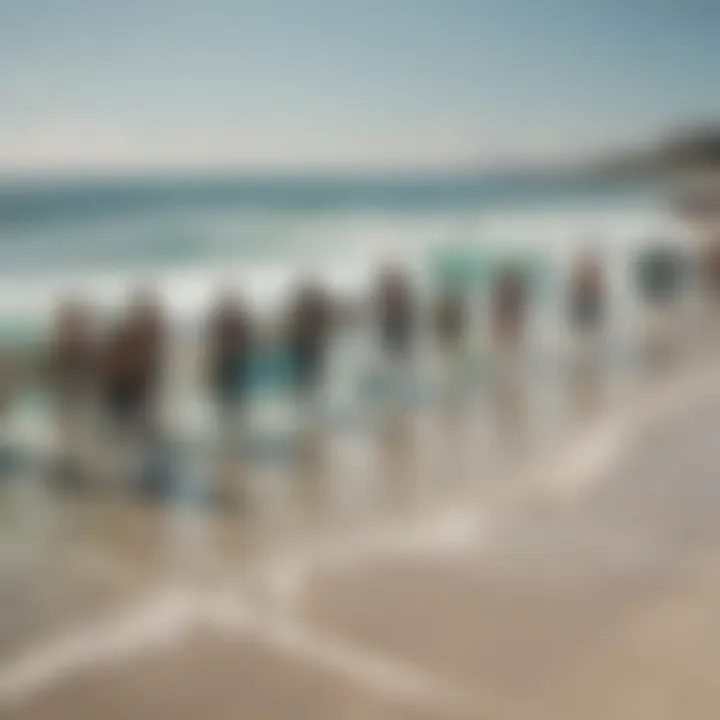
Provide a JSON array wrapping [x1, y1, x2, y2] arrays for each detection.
[[0, 202, 694, 333]]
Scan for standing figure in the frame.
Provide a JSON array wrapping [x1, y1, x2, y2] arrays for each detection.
[[99, 289, 167, 495], [48, 297, 97, 489], [569, 249, 606, 335], [207, 291, 254, 422], [287, 282, 333, 397], [377, 267, 416, 360], [435, 288, 466, 352], [492, 266, 527, 351], [634, 242, 687, 363]]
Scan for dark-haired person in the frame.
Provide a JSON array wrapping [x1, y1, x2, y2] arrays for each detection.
[[99, 291, 167, 495], [207, 291, 253, 425], [48, 298, 97, 489], [127, 291, 166, 428], [435, 288, 466, 351], [434, 287, 467, 393], [492, 266, 527, 352], [377, 268, 415, 360], [287, 282, 333, 399], [701, 235, 720, 300], [567, 251, 607, 419], [569, 250, 605, 335], [489, 266, 531, 444], [634, 241, 687, 364], [694, 235, 720, 348]]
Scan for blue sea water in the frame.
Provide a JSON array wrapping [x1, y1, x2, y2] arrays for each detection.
[[0, 171, 685, 337]]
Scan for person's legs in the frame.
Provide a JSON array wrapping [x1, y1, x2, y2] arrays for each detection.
[[98, 390, 133, 494], [642, 298, 678, 369], [133, 393, 175, 501], [100, 389, 154, 497], [54, 395, 83, 491]]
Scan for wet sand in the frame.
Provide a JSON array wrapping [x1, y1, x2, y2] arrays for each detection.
[[2, 343, 720, 719]]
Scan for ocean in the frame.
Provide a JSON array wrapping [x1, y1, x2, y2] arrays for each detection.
[[0, 172, 691, 343]]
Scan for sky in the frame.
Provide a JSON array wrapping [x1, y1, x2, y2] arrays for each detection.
[[0, 0, 718, 173]]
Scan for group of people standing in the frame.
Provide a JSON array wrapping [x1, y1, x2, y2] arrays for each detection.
[[22, 234, 720, 494]]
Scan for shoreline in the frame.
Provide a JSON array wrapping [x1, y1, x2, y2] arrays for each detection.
[[0, 334, 719, 717]]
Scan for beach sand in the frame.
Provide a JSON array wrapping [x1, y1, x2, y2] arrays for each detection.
[[1, 346, 720, 719]]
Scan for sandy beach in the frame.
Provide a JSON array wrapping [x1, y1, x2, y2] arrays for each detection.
[[0, 337, 718, 719]]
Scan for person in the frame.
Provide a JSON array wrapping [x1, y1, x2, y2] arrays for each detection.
[[694, 235, 720, 347], [569, 249, 606, 334], [491, 265, 527, 350], [286, 282, 333, 396], [105, 294, 165, 426], [48, 297, 97, 488], [430, 286, 468, 405], [206, 291, 253, 420], [634, 241, 687, 362], [99, 289, 167, 495], [434, 288, 466, 351], [488, 266, 530, 446], [377, 267, 415, 359], [566, 251, 606, 419], [49, 298, 96, 400], [635, 242, 686, 306], [700, 234, 720, 300]]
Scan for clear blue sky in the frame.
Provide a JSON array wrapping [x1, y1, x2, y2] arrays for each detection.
[[1, 0, 718, 171]]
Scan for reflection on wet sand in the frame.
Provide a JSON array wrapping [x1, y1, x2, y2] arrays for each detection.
[[189, 337, 629, 582], [490, 354, 530, 458], [0, 315, 699, 587], [1, 332, 720, 718], [568, 347, 605, 423]]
